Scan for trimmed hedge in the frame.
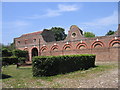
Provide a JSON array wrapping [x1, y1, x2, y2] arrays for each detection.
[[18, 57, 26, 64], [32, 54, 96, 77], [13, 49, 28, 58], [2, 56, 18, 66]]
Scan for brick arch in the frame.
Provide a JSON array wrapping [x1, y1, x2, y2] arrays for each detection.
[[40, 46, 47, 52], [63, 44, 72, 50], [109, 38, 120, 47], [24, 48, 28, 51], [76, 42, 87, 49], [91, 41, 104, 48], [31, 46, 39, 51], [51, 45, 59, 51], [31, 47, 38, 57]]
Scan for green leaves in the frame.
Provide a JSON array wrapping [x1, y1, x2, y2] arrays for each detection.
[[32, 54, 96, 77], [105, 30, 115, 36], [84, 32, 95, 38], [49, 27, 67, 41], [13, 49, 28, 58]]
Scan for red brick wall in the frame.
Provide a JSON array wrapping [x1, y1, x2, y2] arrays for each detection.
[[14, 25, 120, 61]]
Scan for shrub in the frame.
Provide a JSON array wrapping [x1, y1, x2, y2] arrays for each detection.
[[2, 56, 18, 66], [32, 54, 96, 77], [13, 49, 28, 58], [2, 48, 12, 57], [18, 57, 26, 64]]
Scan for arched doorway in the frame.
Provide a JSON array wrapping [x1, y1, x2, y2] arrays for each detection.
[[32, 48, 38, 57]]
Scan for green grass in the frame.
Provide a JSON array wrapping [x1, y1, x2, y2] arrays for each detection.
[[2, 62, 118, 88]]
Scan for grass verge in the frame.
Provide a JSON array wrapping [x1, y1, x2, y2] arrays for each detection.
[[2, 62, 118, 88]]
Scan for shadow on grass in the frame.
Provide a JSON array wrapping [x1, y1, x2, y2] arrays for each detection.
[[1, 74, 12, 79], [34, 65, 98, 78]]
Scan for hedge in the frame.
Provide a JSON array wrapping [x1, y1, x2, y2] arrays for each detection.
[[2, 57, 27, 66], [13, 49, 28, 58], [32, 54, 96, 77], [2, 56, 18, 66], [18, 57, 26, 64]]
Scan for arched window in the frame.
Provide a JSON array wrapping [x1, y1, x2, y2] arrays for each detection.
[[76, 42, 87, 49], [109, 39, 120, 47], [32, 48, 38, 57], [51, 45, 59, 51], [40, 46, 47, 52], [65, 46, 71, 50], [112, 42, 120, 47], [79, 45, 86, 49], [91, 41, 104, 48], [94, 44, 102, 48], [63, 44, 71, 50]]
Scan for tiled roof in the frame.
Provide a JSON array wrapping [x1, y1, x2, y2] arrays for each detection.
[[22, 31, 43, 36]]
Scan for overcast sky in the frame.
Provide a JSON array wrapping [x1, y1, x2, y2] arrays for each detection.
[[2, 2, 118, 45]]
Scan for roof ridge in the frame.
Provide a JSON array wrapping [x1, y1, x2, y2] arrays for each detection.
[[22, 31, 43, 36]]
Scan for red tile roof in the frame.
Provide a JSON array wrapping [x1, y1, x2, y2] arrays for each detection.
[[22, 31, 43, 36]]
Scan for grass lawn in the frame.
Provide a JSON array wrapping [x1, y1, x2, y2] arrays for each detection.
[[2, 62, 118, 88]]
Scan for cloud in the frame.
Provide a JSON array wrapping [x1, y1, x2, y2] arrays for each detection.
[[9, 21, 30, 28], [27, 4, 79, 19], [58, 4, 79, 12], [82, 11, 118, 27], [79, 11, 118, 36]]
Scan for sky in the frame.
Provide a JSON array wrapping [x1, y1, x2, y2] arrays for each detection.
[[2, 2, 118, 45]]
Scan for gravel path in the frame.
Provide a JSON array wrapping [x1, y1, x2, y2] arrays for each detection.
[[51, 62, 118, 88]]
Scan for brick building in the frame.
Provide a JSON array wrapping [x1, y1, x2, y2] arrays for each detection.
[[14, 25, 120, 61]]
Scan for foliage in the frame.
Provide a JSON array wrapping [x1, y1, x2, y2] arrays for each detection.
[[1, 43, 15, 51], [49, 27, 67, 41], [13, 49, 28, 58], [2, 48, 12, 57], [2, 56, 18, 66], [32, 54, 96, 76], [105, 30, 115, 36], [18, 57, 26, 64], [84, 32, 95, 37]]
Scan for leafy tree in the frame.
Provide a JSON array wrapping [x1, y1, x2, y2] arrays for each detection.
[[13, 49, 28, 58], [2, 48, 12, 57], [49, 27, 67, 41], [105, 30, 115, 36], [84, 32, 95, 38]]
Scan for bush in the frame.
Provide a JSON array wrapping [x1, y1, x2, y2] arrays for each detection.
[[13, 49, 28, 58], [2, 48, 12, 57], [18, 57, 26, 64], [2, 56, 18, 66], [32, 54, 96, 77]]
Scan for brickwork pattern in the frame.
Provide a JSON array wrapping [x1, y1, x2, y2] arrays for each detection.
[[14, 25, 120, 61]]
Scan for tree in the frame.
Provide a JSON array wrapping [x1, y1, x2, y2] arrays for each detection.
[[13, 49, 28, 58], [84, 32, 95, 38], [105, 30, 115, 36], [2, 48, 12, 57], [49, 27, 67, 41]]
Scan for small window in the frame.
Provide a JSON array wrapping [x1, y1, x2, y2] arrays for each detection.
[[25, 40, 28, 44], [72, 33, 76, 37], [33, 39, 36, 42], [18, 41, 20, 44]]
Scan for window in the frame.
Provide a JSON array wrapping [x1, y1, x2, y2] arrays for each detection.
[[33, 39, 36, 42], [25, 40, 28, 44], [72, 33, 76, 37], [18, 41, 20, 44], [65, 46, 71, 50]]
